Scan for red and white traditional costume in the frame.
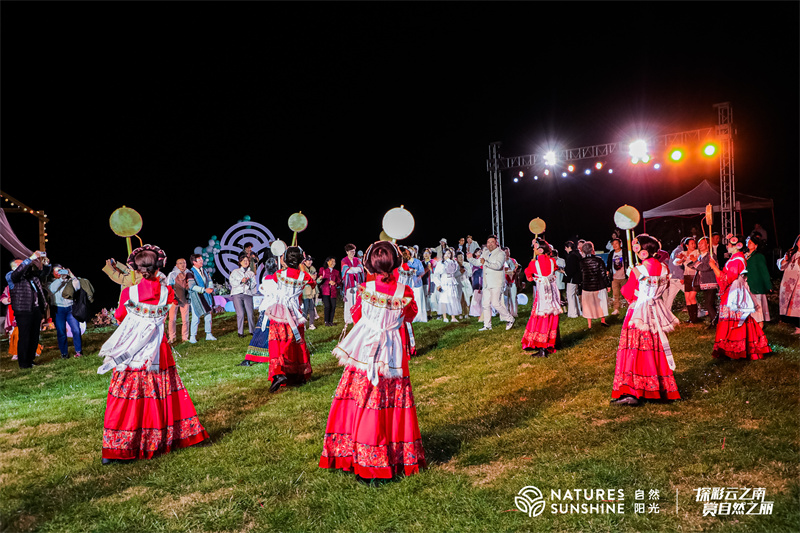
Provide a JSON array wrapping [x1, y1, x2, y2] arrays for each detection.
[[265, 267, 316, 387], [98, 279, 209, 460], [712, 252, 770, 360], [320, 279, 426, 479], [521, 255, 561, 352], [611, 258, 681, 400]]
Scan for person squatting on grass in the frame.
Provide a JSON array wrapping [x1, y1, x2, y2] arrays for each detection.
[[98, 245, 210, 464], [708, 235, 771, 360], [320, 240, 426, 479], [264, 246, 316, 393], [611, 234, 681, 406], [521, 238, 561, 358]]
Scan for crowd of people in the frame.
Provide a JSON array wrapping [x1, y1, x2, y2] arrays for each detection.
[[2, 224, 798, 481]]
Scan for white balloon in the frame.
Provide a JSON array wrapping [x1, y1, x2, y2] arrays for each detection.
[[206, 245, 214, 252], [193, 246, 203, 254], [208, 239, 216, 246]]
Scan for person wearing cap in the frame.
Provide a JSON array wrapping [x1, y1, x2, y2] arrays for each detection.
[[49, 265, 83, 358], [433, 238, 448, 262]]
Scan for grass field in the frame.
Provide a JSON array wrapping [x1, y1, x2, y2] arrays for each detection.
[[1, 296, 798, 533]]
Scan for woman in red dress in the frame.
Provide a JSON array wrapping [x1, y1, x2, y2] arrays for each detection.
[[320, 241, 426, 479], [611, 235, 681, 406], [521, 238, 561, 357], [709, 235, 770, 360], [98, 245, 209, 464], [265, 246, 316, 392]]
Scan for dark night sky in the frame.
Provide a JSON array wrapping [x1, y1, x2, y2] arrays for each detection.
[[2, 2, 798, 309]]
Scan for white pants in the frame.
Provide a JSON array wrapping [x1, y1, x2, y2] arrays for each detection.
[[566, 283, 582, 318], [190, 312, 212, 338], [662, 278, 684, 313], [483, 286, 514, 328]]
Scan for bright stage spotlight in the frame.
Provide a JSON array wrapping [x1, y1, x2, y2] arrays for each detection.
[[519, 171, 524, 177], [568, 164, 575, 172], [654, 163, 661, 170], [608, 169, 613, 174], [534, 175, 539, 181], [703, 143, 718, 157], [513, 177, 519, 183], [561, 172, 567, 177], [670, 149, 684, 161], [584, 169, 591, 175], [595, 162, 603, 170], [544, 151, 556, 166], [544, 169, 550, 176], [629, 139, 649, 164]]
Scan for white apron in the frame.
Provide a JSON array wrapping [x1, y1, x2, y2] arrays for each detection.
[[98, 284, 169, 374]]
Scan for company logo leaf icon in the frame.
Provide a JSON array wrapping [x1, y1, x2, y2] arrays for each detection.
[[515, 486, 546, 517]]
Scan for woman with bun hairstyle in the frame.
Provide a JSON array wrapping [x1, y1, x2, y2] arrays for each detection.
[[265, 246, 317, 392], [320, 240, 425, 479], [98, 245, 209, 464], [611, 234, 681, 406], [708, 235, 770, 360], [522, 238, 561, 357]]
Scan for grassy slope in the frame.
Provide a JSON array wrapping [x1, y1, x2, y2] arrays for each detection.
[[0, 300, 798, 533]]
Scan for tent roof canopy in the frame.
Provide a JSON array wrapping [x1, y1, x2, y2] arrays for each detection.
[[643, 180, 774, 218]]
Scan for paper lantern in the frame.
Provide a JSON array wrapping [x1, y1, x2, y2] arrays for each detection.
[[614, 205, 640, 230], [382, 206, 414, 240]]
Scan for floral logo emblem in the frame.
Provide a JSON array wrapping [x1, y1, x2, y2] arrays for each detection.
[[515, 486, 547, 517]]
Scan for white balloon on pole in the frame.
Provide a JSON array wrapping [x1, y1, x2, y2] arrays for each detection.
[[382, 205, 415, 240]]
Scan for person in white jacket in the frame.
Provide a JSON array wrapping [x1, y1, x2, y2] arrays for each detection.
[[475, 236, 515, 331], [432, 248, 463, 322], [229, 252, 259, 337]]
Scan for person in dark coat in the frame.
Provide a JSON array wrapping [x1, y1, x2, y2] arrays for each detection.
[[6, 251, 51, 369], [579, 242, 611, 328]]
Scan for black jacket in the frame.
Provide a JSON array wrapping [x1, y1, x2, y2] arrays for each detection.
[[564, 250, 583, 284], [8, 259, 51, 314], [579, 255, 610, 292]]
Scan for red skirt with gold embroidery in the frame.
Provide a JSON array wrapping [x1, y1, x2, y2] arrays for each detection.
[[611, 312, 680, 400], [267, 322, 312, 385], [521, 312, 559, 351], [712, 316, 770, 360], [102, 339, 209, 460], [319, 367, 426, 479]]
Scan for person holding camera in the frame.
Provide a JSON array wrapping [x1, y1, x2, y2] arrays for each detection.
[[6, 251, 51, 369], [49, 266, 83, 358]]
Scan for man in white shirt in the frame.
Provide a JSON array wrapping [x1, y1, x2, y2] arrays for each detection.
[[475, 236, 515, 331]]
